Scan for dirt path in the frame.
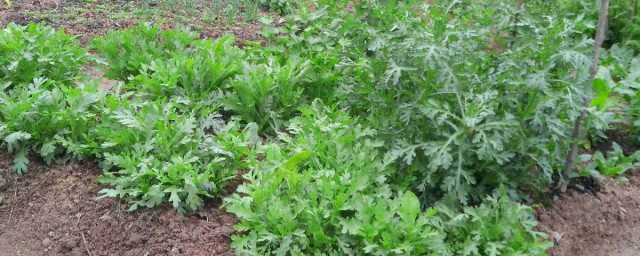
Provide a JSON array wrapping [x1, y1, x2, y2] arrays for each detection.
[[0, 152, 238, 256], [539, 172, 640, 256]]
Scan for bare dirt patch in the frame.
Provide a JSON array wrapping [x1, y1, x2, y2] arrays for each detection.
[[538, 171, 640, 256], [0, 151, 238, 256]]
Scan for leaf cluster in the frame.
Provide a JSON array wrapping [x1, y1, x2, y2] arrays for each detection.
[[258, 0, 301, 15], [126, 36, 244, 100], [225, 102, 551, 255], [598, 46, 640, 136], [577, 142, 640, 179], [90, 22, 198, 81], [266, 0, 600, 204], [94, 96, 257, 214], [1, 2, 634, 253], [96, 25, 316, 133], [0, 23, 88, 86], [221, 56, 310, 131], [607, 0, 640, 52], [0, 24, 262, 213], [0, 79, 101, 174]]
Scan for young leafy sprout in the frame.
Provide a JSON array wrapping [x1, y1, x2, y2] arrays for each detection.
[[578, 143, 640, 180]]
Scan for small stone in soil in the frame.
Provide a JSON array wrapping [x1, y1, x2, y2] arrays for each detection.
[[538, 213, 551, 223], [42, 238, 51, 247]]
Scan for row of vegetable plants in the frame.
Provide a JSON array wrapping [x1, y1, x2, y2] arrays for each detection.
[[1, 0, 640, 254]]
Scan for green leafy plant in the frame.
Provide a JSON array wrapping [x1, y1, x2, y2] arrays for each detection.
[[221, 56, 311, 131], [598, 46, 640, 135], [225, 102, 551, 255], [577, 142, 640, 179], [259, 0, 300, 15], [588, 45, 640, 164], [270, 0, 603, 205], [225, 102, 436, 254], [0, 4, 629, 253], [0, 23, 88, 86], [0, 23, 262, 213], [90, 23, 198, 81], [435, 189, 553, 255], [92, 96, 258, 214], [608, 0, 640, 52], [0, 79, 102, 174], [127, 36, 245, 100]]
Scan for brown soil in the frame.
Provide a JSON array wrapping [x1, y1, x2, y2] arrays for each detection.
[[0, 151, 238, 256], [85, 67, 116, 91], [538, 171, 640, 256], [0, 0, 266, 46]]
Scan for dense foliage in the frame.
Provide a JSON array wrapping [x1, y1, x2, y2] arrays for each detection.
[[0, 25, 260, 213], [608, 0, 640, 52], [0, 80, 100, 174], [599, 45, 640, 137], [90, 23, 198, 81], [0, 23, 88, 85], [93, 96, 257, 214], [126, 36, 245, 100], [1, 0, 639, 254], [225, 103, 552, 255], [261, 0, 606, 204], [258, 0, 301, 14]]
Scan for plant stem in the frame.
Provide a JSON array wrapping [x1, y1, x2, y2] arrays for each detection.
[[510, 0, 526, 40], [561, 0, 610, 193]]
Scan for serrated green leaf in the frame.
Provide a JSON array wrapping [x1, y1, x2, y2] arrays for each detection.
[[4, 131, 31, 152], [145, 185, 165, 207], [282, 150, 311, 170], [12, 151, 29, 174], [340, 217, 362, 235], [226, 202, 257, 221], [40, 141, 56, 158], [165, 187, 183, 209], [184, 177, 203, 211], [97, 189, 121, 199], [591, 78, 610, 110], [398, 191, 420, 224]]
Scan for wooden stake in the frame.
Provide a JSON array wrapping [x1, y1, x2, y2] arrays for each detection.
[[561, 0, 611, 192]]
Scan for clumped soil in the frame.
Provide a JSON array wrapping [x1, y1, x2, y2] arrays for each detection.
[[539, 171, 640, 256], [0, 151, 238, 256], [0, 0, 266, 46]]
